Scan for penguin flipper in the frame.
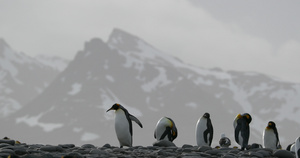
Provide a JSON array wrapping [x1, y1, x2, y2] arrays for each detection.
[[235, 124, 241, 144], [160, 127, 171, 141], [129, 114, 143, 128]]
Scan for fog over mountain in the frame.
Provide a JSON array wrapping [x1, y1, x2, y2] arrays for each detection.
[[1, 29, 299, 148]]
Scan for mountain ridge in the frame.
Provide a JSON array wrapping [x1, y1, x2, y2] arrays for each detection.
[[1, 29, 299, 148]]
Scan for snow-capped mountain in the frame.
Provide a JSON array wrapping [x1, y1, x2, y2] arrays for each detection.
[[2, 29, 299, 148], [0, 38, 67, 118], [34, 54, 69, 72]]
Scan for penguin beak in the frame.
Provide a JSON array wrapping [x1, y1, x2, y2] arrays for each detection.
[[106, 107, 113, 112]]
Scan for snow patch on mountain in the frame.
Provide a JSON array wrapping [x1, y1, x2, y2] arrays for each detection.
[[141, 67, 172, 92], [193, 77, 213, 86], [105, 75, 115, 82], [273, 84, 300, 123], [68, 83, 82, 95], [81, 132, 100, 141], [249, 83, 273, 95], [16, 107, 63, 132], [0, 97, 22, 117], [120, 51, 145, 72], [73, 127, 83, 133], [220, 80, 253, 112], [0, 47, 25, 84], [35, 54, 69, 72], [185, 102, 198, 108]]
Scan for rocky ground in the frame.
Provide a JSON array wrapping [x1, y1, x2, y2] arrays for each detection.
[[0, 139, 296, 158]]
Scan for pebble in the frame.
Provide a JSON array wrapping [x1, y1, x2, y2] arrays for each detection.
[[0, 138, 296, 158], [81, 144, 96, 148], [273, 149, 295, 158], [40, 145, 64, 152], [0, 139, 15, 146], [152, 140, 176, 147], [197, 145, 212, 152], [58, 144, 75, 149]]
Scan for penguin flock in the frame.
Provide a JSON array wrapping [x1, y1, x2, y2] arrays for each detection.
[[106, 103, 300, 154]]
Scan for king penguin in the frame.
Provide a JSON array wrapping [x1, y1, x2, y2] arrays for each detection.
[[195, 112, 213, 146], [295, 137, 300, 158], [106, 103, 143, 148], [154, 117, 178, 142], [262, 121, 281, 149], [233, 113, 252, 150]]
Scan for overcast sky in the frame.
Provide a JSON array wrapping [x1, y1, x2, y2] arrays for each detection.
[[0, 0, 299, 83]]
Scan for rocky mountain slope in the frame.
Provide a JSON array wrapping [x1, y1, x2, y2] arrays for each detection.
[[0, 39, 68, 118], [1, 29, 299, 148]]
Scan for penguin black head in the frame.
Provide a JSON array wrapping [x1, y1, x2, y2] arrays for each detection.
[[242, 113, 252, 124], [266, 121, 276, 129], [203, 113, 210, 118], [106, 103, 121, 112]]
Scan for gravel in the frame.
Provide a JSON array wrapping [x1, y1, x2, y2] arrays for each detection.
[[0, 139, 296, 158]]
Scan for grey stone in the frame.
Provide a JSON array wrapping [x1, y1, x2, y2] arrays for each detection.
[[228, 149, 240, 154], [181, 152, 201, 156], [0, 148, 15, 154], [0, 139, 15, 146], [58, 144, 75, 148], [222, 154, 237, 158], [15, 148, 28, 155], [90, 149, 105, 154], [0, 153, 11, 158], [182, 144, 193, 148], [102, 143, 111, 148], [182, 148, 192, 152], [153, 140, 176, 147], [150, 150, 159, 157], [26, 148, 40, 154], [81, 144, 96, 148], [248, 151, 264, 158], [273, 149, 295, 158], [197, 146, 212, 152], [63, 152, 84, 158], [0, 143, 11, 148], [157, 149, 167, 155], [262, 147, 274, 154], [219, 147, 232, 151], [257, 149, 272, 157], [73, 149, 90, 155], [40, 145, 64, 152], [113, 147, 126, 153], [205, 149, 223, 155]]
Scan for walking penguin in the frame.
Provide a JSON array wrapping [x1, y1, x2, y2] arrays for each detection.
[[107, 103, 143, 148]]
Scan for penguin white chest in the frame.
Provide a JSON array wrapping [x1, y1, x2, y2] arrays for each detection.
[[155, 121, 169, 141], [238, 131, 243, 146], [263, 129, 277, 149], [196, 118, 209, 146], [114, 109, 131, 146]]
